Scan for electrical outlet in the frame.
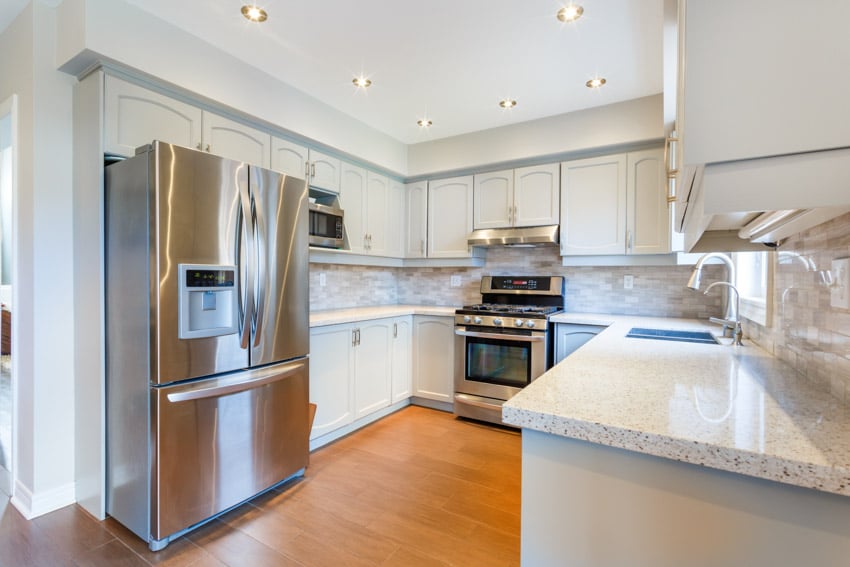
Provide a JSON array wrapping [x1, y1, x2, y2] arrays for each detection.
[[319, 272, 327, 287], [450, 274, 462, 288], [831, 258, 850, 309], [624, 275, 634, 290]]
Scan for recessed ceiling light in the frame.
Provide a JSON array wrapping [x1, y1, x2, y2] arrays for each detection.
[[352, 76, 372, 88], [241, 5, 267, 22], [499, 99, 517, 109], [557, 4, 584, 23], [417, 118, 433, 128], [586, 77, 607, 89]]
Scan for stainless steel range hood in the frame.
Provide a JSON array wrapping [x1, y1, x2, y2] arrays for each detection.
[[467, 225, 559, 247]]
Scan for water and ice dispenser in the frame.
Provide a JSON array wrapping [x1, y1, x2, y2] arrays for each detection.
[[178, 264, 238, 339]]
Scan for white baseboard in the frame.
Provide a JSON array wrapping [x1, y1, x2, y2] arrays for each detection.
[[11, 480, 76, 519]]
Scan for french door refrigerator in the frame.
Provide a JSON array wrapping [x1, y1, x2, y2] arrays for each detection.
[[105, 141, 310, 550]]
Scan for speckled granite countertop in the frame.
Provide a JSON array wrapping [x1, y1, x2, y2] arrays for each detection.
[[310, 304, 458, 327], [503, 313, 850, 497]]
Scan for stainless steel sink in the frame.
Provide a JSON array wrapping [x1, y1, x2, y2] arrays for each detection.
[[626, 327, 719, 345]]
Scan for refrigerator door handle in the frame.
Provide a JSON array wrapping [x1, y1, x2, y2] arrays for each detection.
[[252, 177, 266, 348], [165, 358, 307, 403], [238, 166, 254, 350]]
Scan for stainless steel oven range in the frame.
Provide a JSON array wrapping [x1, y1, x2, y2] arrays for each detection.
[[454, 275, 565, 425]]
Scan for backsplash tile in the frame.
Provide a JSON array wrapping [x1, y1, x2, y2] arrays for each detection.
[[311, 247, 724, 320], [744, 212, 850, 404]]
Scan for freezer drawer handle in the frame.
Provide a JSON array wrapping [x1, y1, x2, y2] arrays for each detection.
[[166, 360, 305, 403]]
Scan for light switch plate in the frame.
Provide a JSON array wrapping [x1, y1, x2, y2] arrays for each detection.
[[319, 272, 327, 287], [450, 274, 462, 288], [624, 275, 634, 290], [831, 258, 850, 309]]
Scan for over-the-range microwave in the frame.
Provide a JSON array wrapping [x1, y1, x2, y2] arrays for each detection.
[[309, 202, 344, 249]]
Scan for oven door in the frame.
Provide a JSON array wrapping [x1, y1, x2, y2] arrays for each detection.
[[454, 326, 547, 402]]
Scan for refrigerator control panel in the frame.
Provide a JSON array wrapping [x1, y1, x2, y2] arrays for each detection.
[[178, 264, 239, 340]]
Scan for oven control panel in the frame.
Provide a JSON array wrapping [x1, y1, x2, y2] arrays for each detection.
[[455, 314, 544, 330]]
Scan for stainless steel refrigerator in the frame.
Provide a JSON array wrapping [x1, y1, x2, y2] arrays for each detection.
[[105, 141, 310, 550]]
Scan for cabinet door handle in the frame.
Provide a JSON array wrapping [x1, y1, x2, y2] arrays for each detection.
[[664, 135, 679, 204], [305, 161, 311, 178], [627, 230, 633, 252], [311, 163, 316, 178], [393, 323, 398, 338], [352, 329, 357, 346], [420, 239, 425, 255], [196, 143, 202, 150], [205, 144, 211, 153], [357, 329, 361, 345]]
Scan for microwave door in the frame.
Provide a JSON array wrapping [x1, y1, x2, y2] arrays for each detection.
[[249, 166, 310, 367]]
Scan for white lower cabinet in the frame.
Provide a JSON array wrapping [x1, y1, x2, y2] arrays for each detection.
[[391, 317, 413, 402], [553, 323, 606, 365], [412, 315, 455, 404], [309, 316, 413, 443], [309, 324, 356, 440]]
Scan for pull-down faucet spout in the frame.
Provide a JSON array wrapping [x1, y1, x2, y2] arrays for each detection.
[[687, 253, 738, 338]]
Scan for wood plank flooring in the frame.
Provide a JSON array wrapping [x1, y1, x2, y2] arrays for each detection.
[[0, 406, 521, 566]]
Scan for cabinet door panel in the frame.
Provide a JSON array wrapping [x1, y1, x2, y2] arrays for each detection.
[[428, 176, 474, 258], [627, 149, 670, 255], [412, 316, 454, 403], [391, 318, 412, 403], [203, 112, 270, 168], [309, 150, 341, 194], [473, 170, 513, 229], [271, 137, 309, 179], [514, 164, 560, 227], [366, 172, 389, 256], [386, 180, 406, 258], [105, 76, 202, 157], [340, 163, 367, 253], [309, 325, 354, 440], [355, 321, 392, 418], [554, 324, 605, 364], [560, 155, 627, 255], [405, 182, 428, 258]]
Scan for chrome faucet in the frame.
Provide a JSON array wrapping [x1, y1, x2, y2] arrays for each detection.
[[686, 252, 739, 339], [703, 281, 743, 346]]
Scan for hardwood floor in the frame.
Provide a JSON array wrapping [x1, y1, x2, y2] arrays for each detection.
[[0, 406, 521, 566]]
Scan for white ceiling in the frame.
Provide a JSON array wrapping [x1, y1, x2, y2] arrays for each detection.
[[5, 0, 664, 145], [0, 0, 28, 34]]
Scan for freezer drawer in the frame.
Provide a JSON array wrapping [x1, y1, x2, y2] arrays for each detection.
[[153, 357, 309, 541]]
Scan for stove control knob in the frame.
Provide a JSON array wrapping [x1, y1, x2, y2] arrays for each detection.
[[473, 317, 483, 325], [514, 319, 525, 327], [493, 318, 503, 326], [526, 320, 536, 328], [463, 316, 471, 324]]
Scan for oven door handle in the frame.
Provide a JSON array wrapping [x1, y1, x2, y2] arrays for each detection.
[[455, 329, 545, 342]]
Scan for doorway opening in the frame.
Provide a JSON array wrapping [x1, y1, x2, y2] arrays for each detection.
[[0, 94, 17, 497]]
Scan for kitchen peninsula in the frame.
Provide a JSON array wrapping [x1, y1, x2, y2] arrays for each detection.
[[503, 313, 850, 566]]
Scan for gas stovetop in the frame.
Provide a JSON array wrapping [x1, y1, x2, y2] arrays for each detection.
[[457, 304, 563, 317]]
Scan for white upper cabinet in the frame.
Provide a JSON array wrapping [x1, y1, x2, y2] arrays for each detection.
[[428, 176, 474, 258], [405, 181, 428, 258], [561, 149, 669, 257], [386, 179, 406, 258], [339, 162, 368, 254], [202, 112, 270, 168], [271, 137, 309, 179], [681, 0, 850, 166], [309, 149, 341, 194], [473, 170, 513, 229], [513, 164, 560, 227], [271, 137, 340, 192], [105, 76, 271, 167], [105, 75, 202, 156], [365, 171, 389, 256], [473, 164, 559, 229], [561, 155, 627, 255], [627, 148, 669, 255]]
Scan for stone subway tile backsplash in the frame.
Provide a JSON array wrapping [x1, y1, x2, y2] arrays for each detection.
[[311, 247, 724, 320], [744, 212, 850, 404]]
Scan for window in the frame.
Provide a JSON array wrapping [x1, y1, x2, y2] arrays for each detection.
[[733, 251, 773, 326]]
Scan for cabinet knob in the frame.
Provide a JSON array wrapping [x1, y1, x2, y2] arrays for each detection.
[[205, 144, 211, 153]]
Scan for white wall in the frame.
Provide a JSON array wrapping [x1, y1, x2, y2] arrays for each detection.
[[55, 0, 409, 176], [0, 1, 77, 518], [407, 95, 664, 177]]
